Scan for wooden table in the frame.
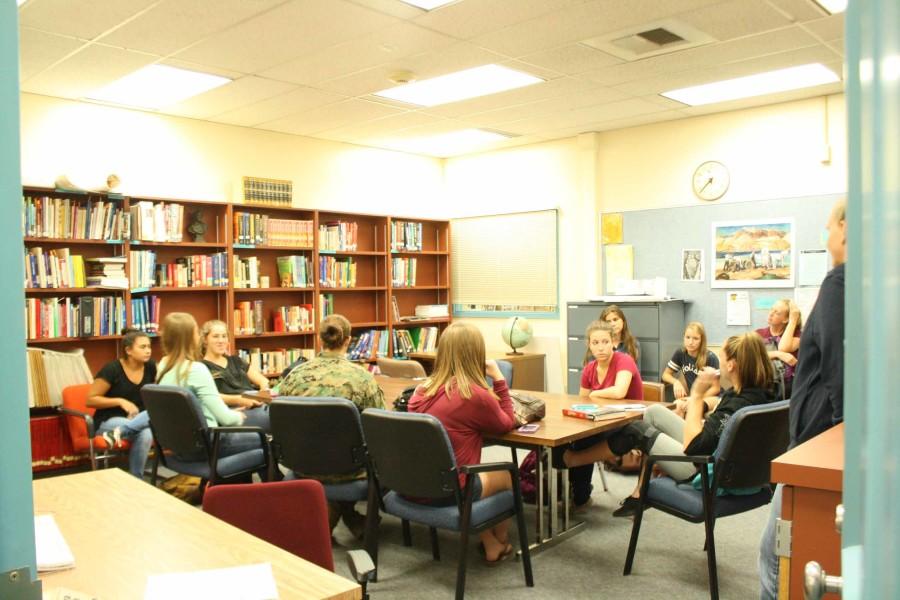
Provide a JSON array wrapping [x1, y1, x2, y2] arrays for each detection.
[[374, 376, 651, 554], [34, 470, 361, 600], [771, 424, 844, 600], [408, 352, 546, 392]]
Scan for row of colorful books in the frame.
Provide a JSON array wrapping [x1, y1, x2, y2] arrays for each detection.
[[272, 304, 315, 333], [348, 329, 389, 361], [391, 257, 417, 287], [319, 256, 357, 288], [319, 221, 358, 251], [237, 347, 314, 377], [23, 195, 129, 241], [390, 220, 424, 252], [151, 253, 228, 288], [233, 212, 313, 247], [24, 247, 86, 289], [25, 295, 126, 339], [129, 201, 184, 243], [319, 293, 334, 319], [234, 300, 264, 335], [130, 295, 161, 334], [233, 255, 314, 288]]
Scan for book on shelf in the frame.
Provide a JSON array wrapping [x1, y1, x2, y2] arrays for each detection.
[[348, 329, 389, 361], [318, 256, 357, 288], [234, 300, 265, 335], [84, 256, 127, 289], [129, 201, 184, 243], [318, 221, 358, 251], [390, 220, 423, 252], [26, 347, 92, 408], [238, 347, 314, 377], [272, 304, 314, 333], [131, 295, 161, 333], [561, 404, 626, 421], [318, 293, 334, 319], [129, 250, 156, 289], [415, 304, 449, 318], [391, 257, 417, 287], [155, 252, 227, 287], [276, 255, 313, 288], [233, 255, 262, 288], [391, 328, 417, 358], [24, 247, 87, 289], [404, 326, 439, 353], [233, 212, 313, 246], [22, 194, 128, 240], [25, 295, 125, 339], [391, 296, 401, 322]]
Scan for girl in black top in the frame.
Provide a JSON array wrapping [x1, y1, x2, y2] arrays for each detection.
[[200, 320, 271, 431], [88, 329, 157, 477]]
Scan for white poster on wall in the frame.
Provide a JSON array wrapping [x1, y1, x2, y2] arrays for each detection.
[[725, 291, 751, 326]]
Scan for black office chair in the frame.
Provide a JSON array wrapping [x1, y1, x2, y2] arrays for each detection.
[[623, 400, 790, 600], [269, 398, 373, 534], [361, 408, 533, 600], [141, 384, 271, 489]]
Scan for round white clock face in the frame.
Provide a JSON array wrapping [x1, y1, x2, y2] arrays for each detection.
[[692, 161, 729, 201]]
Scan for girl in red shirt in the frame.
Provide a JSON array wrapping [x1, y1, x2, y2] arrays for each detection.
[[408, 323, 517, 564]]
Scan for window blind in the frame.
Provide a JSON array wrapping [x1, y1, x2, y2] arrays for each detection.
[[451, 209, 558, 317]]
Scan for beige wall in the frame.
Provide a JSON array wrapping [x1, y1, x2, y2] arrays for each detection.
[[19, 93, 445, 217]]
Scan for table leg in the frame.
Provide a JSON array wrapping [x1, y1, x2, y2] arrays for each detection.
[[534, 447, 545, 544], [547, 463, 558, 539], [562, 468, 570, 531]]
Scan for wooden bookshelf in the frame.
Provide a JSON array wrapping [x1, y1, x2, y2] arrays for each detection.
[[22, 188, 452, 374]]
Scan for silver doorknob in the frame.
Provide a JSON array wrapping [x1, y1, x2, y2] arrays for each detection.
[[804, 561, 843, 600], [834, 504, 844, 534]]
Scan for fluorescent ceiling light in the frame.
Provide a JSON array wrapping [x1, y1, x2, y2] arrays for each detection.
[[17, 0, 28, 6], [661, 63, 840, 106], [812, 0, 847, 14], [383, 129, 512, 157], [86, 64, 231, 109], [374, 64, 544, 107], [398, 0, 457, 9]]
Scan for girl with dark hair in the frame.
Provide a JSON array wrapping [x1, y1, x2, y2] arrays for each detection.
[[87, 328, 157, 477]]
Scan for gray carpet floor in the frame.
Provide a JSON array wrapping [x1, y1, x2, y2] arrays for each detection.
[[329, 447, 769, 600]]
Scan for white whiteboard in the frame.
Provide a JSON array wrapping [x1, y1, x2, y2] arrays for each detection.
[[451, 209, 558, 317]]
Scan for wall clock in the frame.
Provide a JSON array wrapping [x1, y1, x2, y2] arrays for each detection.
[[692, 160, 729, 201]]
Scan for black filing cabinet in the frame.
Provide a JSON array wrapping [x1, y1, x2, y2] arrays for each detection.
[[566, 300, 685, 393]]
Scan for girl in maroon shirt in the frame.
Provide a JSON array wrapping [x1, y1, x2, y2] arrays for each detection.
[[408, 323, 517, 564]]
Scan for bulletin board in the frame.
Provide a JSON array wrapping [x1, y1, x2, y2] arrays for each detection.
[[611, 193, 842, 343]]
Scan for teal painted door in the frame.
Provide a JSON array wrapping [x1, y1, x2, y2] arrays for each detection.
[[844, 0, 900, 598], [0, 0, 39, 586]]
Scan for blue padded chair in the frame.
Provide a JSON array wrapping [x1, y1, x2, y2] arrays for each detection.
[[361, 408, 533, 600], [141, 384, 271, 488], [269, 397, 372, 510], [486, 359, 514, 387], [624, 400, 790, 600]]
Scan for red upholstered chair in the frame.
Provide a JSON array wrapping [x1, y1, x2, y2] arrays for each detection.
[[59, 384, 130, 470], [203, 480, 335, 571]]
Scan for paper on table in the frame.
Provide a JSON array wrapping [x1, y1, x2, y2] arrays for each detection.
[[34, 514, 75, 572], [144, 563, 278, 600], [606, 403, 647, 411]]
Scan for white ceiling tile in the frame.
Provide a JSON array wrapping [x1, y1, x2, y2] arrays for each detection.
[[826, 38, 844, 57], [343, 0, 425, 20], [472, 0, 721, 58], [212, 86, 348, 127], [316, 42, 505, 96], [98, 0, 287, 56], [165, 76, 297, 119], [314, 111, 447, 143], [18, 0, 157, 41], [765, 0, 830, 22], [549, 109, 685, 137], [676, 0, 793, 42], [259, 98, 404, 135], [413, 0, 591, 40], [21, 44, 158, 100], [457, 85, 631, 127], [580, 26, 821, 87], [18, 28, 85, 81], [172, 0, 399, 74], [160, 58, 245, 81], [518, 43, 624, 76], [800, 14, 845, 43], [261, 22, 457, 85]]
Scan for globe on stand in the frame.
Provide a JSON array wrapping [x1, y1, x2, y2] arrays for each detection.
[[501, 316, 533, 355]]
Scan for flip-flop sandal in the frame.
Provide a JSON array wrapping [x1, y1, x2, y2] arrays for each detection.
[[484, 544, 514, 566]]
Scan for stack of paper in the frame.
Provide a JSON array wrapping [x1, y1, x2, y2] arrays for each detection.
[[144, 563, 278, 600], [34, 514, 75, 572]]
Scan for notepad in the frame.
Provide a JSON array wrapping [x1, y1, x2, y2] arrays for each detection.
[[606, 403, 647, 411], [144, 563, 278, 600], [34, 514, 75, 572]]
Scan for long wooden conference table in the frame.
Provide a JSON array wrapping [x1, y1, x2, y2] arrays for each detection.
[[34, 469, 361, 599], [375, 375, 651, 553]]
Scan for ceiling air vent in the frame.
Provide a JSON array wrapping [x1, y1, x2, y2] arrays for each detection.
[[582, 19, 716, 61]]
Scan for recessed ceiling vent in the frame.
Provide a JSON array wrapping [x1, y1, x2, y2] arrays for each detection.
[[581, 19, 716, 61]]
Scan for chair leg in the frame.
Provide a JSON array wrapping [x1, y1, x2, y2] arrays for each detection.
[[623, 497, 646, 575], [150, 452, 160, 486], [597, 463, 609, 492], [429, 527, 441, 560], [455, 484, 476, 600], [514, 496, 535, 587], [402, 519, 412, 547], [703, 509, 719, 599]]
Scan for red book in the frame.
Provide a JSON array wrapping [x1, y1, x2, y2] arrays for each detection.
[[562, 406, 625, 421]]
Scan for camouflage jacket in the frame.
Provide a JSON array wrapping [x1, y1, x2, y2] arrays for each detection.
[[276, 351, 385, 483]]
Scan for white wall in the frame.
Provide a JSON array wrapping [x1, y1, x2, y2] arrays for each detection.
[[19, 93, 445, 217]]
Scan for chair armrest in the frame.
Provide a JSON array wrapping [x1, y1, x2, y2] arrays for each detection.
[[645, 453, 714, 465], [346, 549, 376, 583], [209, 426, 267, 435], [459, 461, 517, 475], [209, 426, 272, 482], [57, 406, 96, 437]]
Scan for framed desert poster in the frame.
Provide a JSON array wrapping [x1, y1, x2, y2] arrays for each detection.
[[711, 218, 795, 288]]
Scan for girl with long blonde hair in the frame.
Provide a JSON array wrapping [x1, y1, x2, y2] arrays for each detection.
[[409, 323, 517, 564], [662, 321, 720, 400]]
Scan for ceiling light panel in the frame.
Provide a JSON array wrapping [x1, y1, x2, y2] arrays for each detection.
[[812, 0, 847, 14], [382, 128, 511, 157], [661, 63, 840, 106], [373, 64, 543, 107], [86, 64, 231, 109], [398, 0, 457, 10]]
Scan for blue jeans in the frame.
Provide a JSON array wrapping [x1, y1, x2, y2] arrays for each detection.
[[214, 430, 264, 456], [759, 484, 783, 600], [241, 405, 270, 432], [97, 411, 153, 478]]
